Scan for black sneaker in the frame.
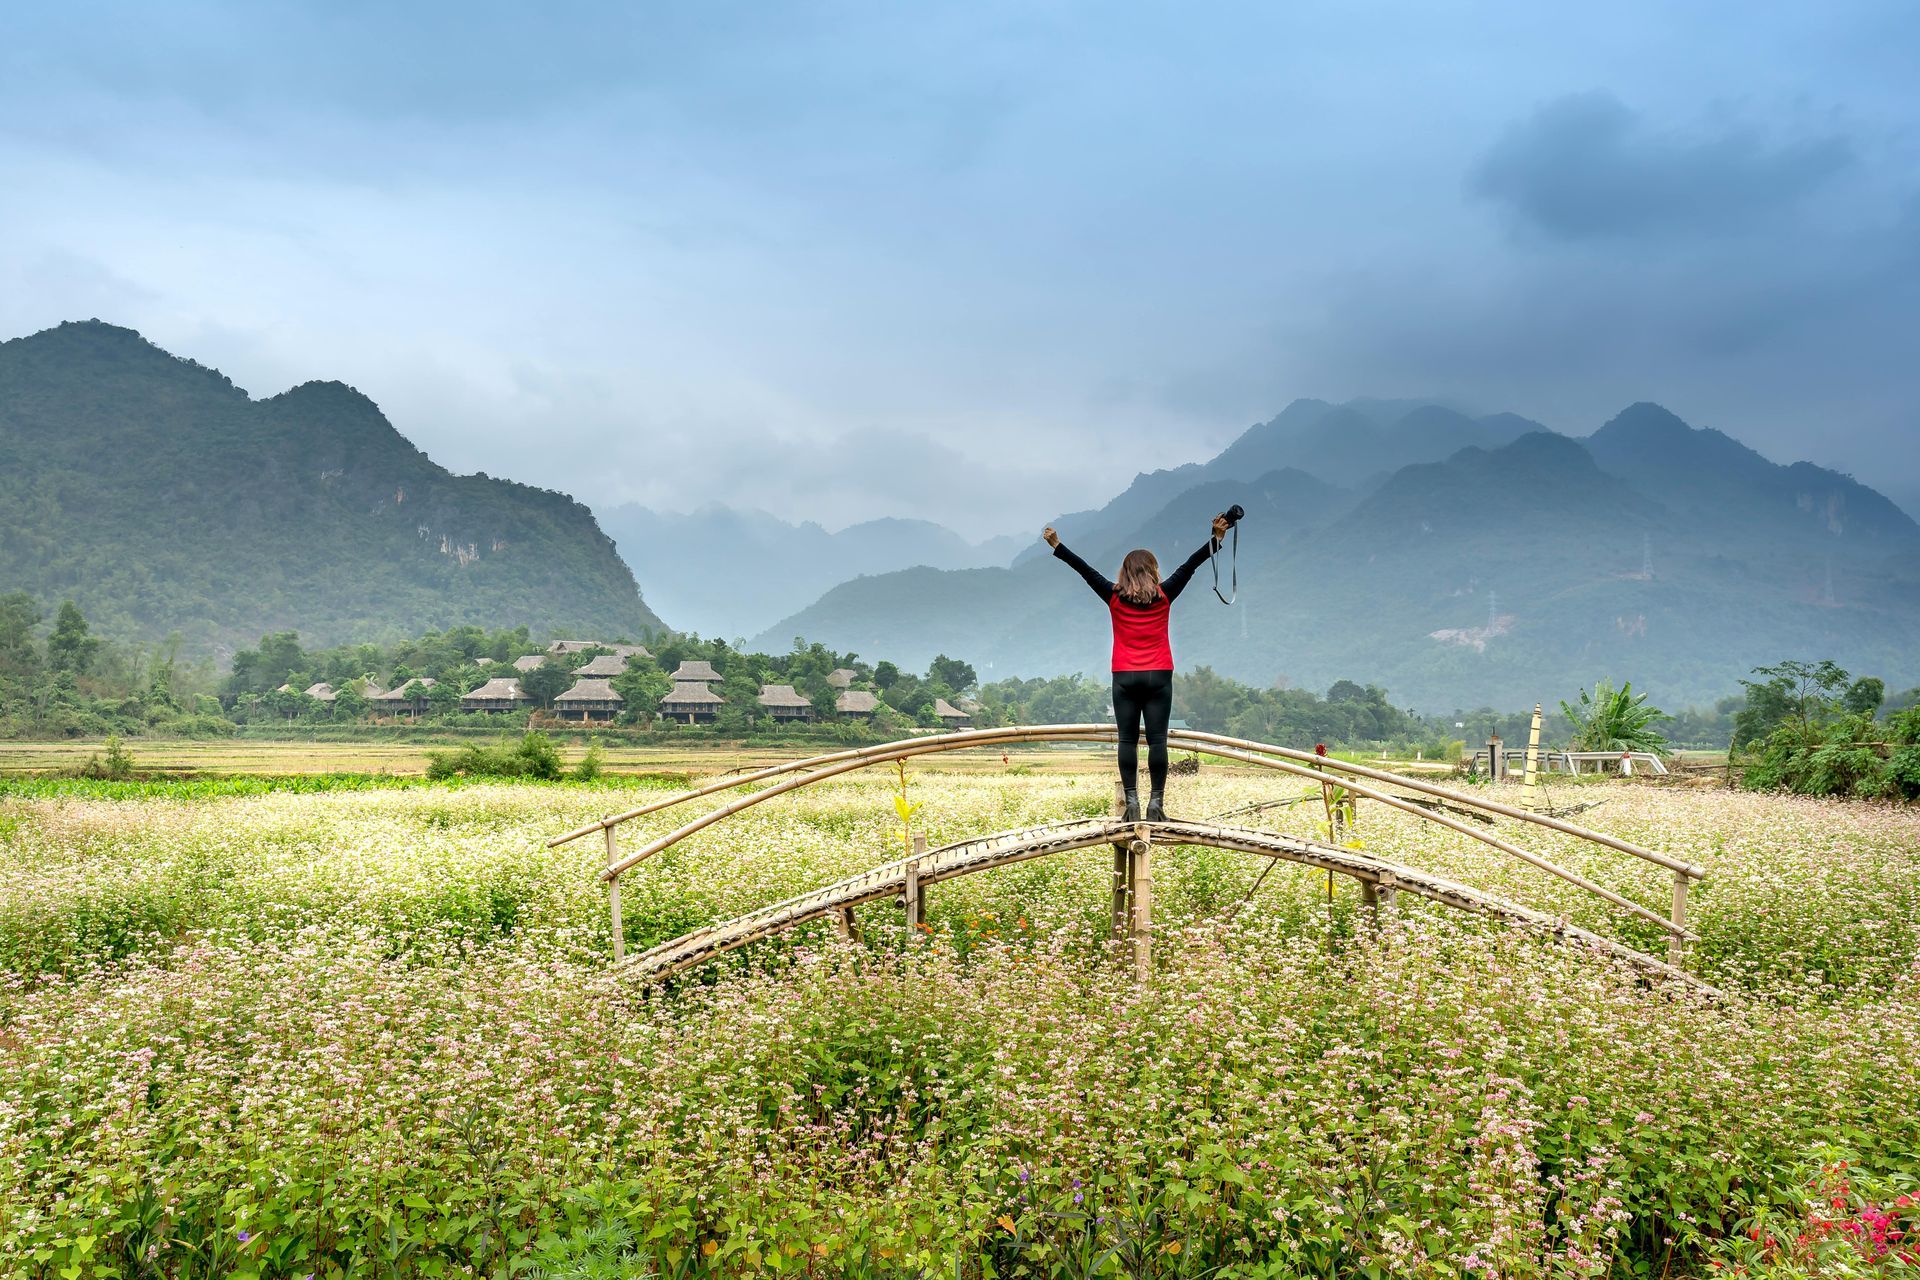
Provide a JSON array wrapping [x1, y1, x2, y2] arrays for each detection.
[[1122, 789, 1141, 821], [1145, 794, 1167, 821]]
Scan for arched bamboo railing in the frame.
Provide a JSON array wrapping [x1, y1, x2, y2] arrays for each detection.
[[549, 725, 1705, 975], [609, 815, 1714, 993]]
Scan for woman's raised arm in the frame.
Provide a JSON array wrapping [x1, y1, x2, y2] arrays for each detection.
[[1045, 528, 1115, 601], [1162, 517, 1228, 603]]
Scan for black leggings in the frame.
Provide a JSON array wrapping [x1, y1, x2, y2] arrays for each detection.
[[1112, 669, 1174, 794]]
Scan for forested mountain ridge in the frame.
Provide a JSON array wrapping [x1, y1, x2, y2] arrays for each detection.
[[0, 321, 662, 654], [759, 407, 1920, 709]]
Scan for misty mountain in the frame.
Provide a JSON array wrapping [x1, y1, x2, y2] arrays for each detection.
[[758, 407, 1920, 709], [1014, 398, 1546, 566], [598, 503, 1019, 642], [0, 321, 661, 653]]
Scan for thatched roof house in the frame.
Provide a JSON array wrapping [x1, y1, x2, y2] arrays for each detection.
[[835, 689, 880, 717], [827, 668, 858, 689], [573, 654, 630, 678], [660, 679, 725, 724], [669, 659, 723, 684], [511, 655, 550, 673], [462, 677, 531, 712], [546, 640, 603, 655], [757, 683, 815, 721], [304, 681, 337, 703], [374, 678, 437, 716], [933, 697, 972, 728], [555, 677, 623, 722]]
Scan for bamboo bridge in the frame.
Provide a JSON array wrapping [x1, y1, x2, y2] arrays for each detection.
[[547, 725, 1714, 994]]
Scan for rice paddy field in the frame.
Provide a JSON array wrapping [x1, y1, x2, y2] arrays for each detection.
[[2, 760, 1917, 1278]]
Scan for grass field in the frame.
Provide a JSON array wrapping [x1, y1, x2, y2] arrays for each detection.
[[0, 737, 1134, 780], [3, 759, 1916, 1277], [0, 735, 1468, 781]]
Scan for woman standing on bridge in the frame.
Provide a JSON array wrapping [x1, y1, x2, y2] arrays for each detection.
[[1044, 514, 1229, 822]]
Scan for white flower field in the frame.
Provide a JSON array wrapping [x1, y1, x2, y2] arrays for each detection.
[[2, 769, 1917, 1277]]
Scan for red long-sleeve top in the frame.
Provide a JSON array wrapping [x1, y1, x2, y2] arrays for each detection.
[[1052, 539, 1220, 671]]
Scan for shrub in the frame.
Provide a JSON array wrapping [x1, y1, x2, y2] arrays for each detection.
[[426, 731, 566, 781]]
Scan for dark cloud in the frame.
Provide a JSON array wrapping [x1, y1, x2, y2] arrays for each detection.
[[1470, 91, 1854, 240]]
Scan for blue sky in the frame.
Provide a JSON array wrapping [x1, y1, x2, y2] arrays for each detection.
[[2, 1, 1916, 536]]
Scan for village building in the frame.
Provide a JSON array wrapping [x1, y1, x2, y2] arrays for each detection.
[[835, 688, 880, 719], [933, 697, 972, 729], [511, 654, 550, 674], [304, 681, 337, 704], [669, 659, 723, 684], [572, 653, 630, 678], [462, 677, 532, 713], [555, 677, 623, 723], [826, 668, 858, 689], [756, 683, 816, 723], [660, 681, 725, 724], [373, 677, 436, 718]]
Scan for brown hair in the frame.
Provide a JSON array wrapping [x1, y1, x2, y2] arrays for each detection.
[[1115, 549, 1162, 607]]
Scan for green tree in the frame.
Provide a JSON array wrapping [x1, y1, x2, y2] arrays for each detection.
[[333, 685, 369, 720], [1842, 676, 1886, 718], [1736, 659, 1851, 746], [0, 592, 43, 681], [46, 601, 101, 675], [1559, 679, 1671, 755], [927, 654, 977, 695], [426, 680, 462, 717], [872, 661, 900, 691], [519, 660, 573, 708], [611, 664, 671, 722]]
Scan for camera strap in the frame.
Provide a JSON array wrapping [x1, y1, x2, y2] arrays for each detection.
[[1210, 524, 1238, 605]]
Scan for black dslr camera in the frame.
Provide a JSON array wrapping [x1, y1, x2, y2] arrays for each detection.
[[1219, 503, 1246, 528]]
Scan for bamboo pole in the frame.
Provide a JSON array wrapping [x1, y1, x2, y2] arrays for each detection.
[[1165, 739, 1693, 941], [1669, 869, 1689, 967], [1168, 729, 1705, 879], [1130, 832, 1152, 984], [548, 723, 1114, 847], [1111, 780, 1130, 940], [903, 832, 927, 929], [1523, 703, 1543, 802], [606, 825, 624, 965]]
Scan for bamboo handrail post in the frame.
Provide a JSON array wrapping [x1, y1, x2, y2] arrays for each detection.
[[606, 825, 624, 965], [1669, 869, 1689, 967], [1129, 830, 1152, 985], [902, 833, 927, 931], [1111, 780, 1131, 940]]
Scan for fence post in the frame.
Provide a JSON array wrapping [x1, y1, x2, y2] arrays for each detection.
[[1111, 780, 1131, 939], [1523, 704, 1543, 803], [1129, 831, 1152, 985], [606, 825, 624, 965], [903, 832, 927, 930], [1669, 869, 1689, 967]]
